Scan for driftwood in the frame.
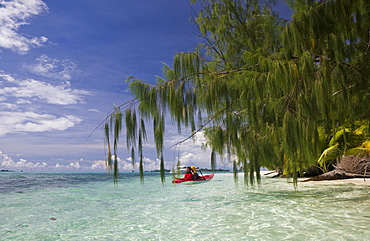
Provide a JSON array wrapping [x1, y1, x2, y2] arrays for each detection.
[[303, 155, 370, 182], [262, 170, 281, 178]]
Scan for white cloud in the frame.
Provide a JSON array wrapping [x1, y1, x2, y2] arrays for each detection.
[[68, 161, 81, 169], [0, 72, 90, 105], [0, 102, 17, 110], [0, 111, 82, 136], [88, 109, 100, 113], [15, 98, 31, 104], [0, 72, 16, 82], [178, 152, 199, 164], [0, 151, 88, 171], [0, 0, 48, 54], [0, 151, 47, 170], [0, 147, 227, 172], [24, 54, 78, 80], [162, 131, 213, 167], [91, 160, 106, 169], [0, 150, 108, 172], [122, 156, 162, 171], [164, 130, 208, 148]]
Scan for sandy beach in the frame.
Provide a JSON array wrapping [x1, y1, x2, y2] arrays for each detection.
[[319, 178, 370, 186], [261, 170, 370, 186]]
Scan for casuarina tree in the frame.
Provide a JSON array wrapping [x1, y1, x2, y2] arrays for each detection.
[[104, 0, 370, 185]]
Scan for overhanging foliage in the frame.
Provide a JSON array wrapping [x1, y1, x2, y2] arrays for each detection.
[[104, 0, 370, 184]]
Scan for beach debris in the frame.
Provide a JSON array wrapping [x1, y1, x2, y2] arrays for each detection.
[[262, 170, 281, 178], [303, 155, 370, 182]]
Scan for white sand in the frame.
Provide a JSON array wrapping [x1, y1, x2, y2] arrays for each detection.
[[261, 171, 370, 186], [326, 178, 370, 186]]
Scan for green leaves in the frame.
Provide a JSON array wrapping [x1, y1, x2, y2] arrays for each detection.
[[317, 121, 370, 172], [104, 0, 370, 185], [104, 107, 122, 184]]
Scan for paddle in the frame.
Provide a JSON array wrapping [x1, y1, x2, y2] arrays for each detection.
[[191, 166, 206, 180], [198, 169, 206, 180]]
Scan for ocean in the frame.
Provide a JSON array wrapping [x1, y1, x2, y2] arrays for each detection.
[[1, 172, 370, 240]]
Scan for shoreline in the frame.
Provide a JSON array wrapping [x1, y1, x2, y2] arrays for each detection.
[[313, 178, 370, 186], [260, 170, 370, 186]]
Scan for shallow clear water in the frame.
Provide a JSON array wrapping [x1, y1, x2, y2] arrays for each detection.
[[1, 172, 370, 240]]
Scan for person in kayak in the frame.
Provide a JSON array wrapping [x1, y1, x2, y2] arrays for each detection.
[[184, 167, 195, 179], [175, 166, 201, 180], [189, 166, 201, 179]]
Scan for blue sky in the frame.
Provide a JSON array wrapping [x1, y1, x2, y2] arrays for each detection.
[[0, 0, 291, 172]]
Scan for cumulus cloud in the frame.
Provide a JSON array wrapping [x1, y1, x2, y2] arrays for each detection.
[[24, 54, 78, 80], [55, 161, 81, 170], [0, 151, 47, 170], [0, 111, 82, 136], [0, 151, 99, 171], [0, 0, 48, 54], [91, 160, 106, 170], [0, 72, 90, 105], [0, 146, 220, 172], [0, 150, 137, 172], [178, 152, 200, 164]]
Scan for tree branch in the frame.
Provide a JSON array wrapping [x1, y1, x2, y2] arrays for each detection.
[[169, 98, 240, 148]]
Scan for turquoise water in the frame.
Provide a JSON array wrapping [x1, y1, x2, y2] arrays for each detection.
[[1, 172, 370, 240]]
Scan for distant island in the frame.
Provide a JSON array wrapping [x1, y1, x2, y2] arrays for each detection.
[[0, 169, 15, 172]]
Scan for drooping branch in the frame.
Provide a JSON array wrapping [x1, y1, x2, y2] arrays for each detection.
[[102, 0, 370, 186], [170, 98, 240, 148]]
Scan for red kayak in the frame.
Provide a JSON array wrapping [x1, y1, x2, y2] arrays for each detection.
[[172, 173, 214, 184]]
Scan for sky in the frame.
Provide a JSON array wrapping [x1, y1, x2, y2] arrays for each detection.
[[0, 0, 291, 172]]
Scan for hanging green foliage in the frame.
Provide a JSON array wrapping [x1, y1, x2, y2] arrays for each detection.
[[104, 0, 370, 185]]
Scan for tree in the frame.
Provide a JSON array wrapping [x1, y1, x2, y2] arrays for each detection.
[[104, 0, 370, 185]]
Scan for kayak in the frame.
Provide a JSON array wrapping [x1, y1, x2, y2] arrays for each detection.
[[172, 173, 214, 184]]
